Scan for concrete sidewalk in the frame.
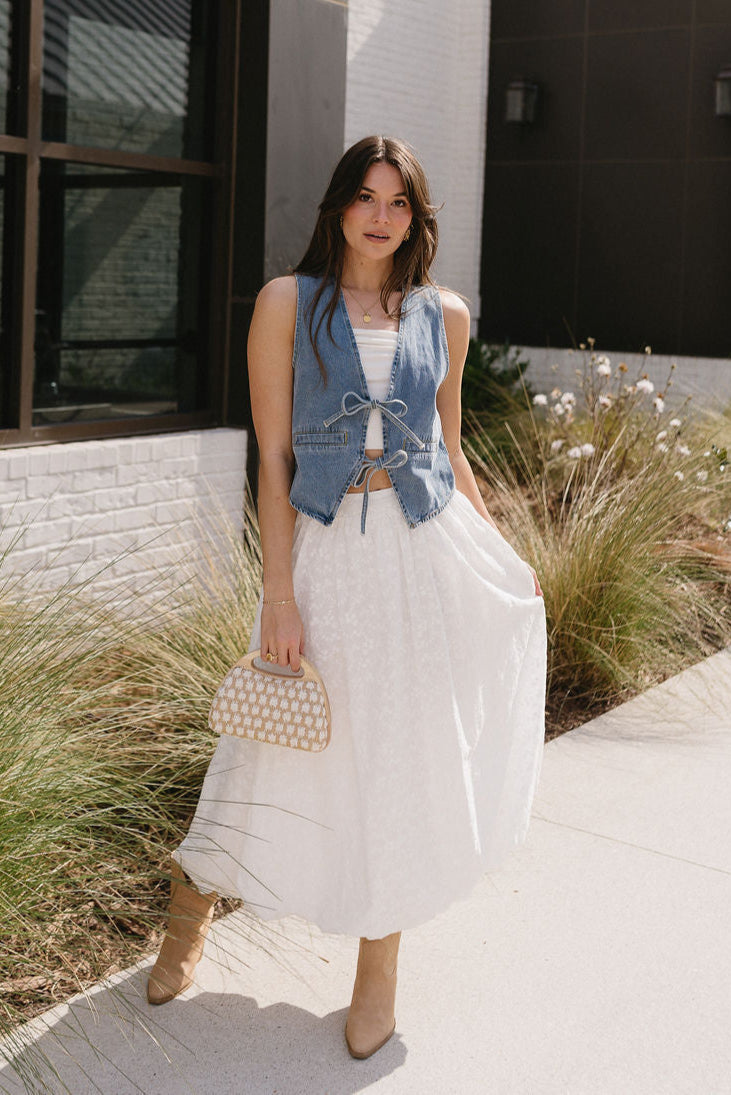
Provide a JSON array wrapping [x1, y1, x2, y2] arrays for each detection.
[[2, 649, 730, 1095]]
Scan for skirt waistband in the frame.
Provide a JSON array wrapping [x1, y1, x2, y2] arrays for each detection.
[[295, 486, 458, 533], [340, 485, 395, 506], [332, 485, 400, 531]]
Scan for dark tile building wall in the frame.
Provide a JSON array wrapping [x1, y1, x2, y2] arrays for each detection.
[[480, 1, 731, 358]]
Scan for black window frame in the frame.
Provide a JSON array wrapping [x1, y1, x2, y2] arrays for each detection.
[[0, 0, 247, 448]]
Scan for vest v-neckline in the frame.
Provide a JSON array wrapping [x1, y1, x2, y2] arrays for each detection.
[[338, 284, 410, 401]]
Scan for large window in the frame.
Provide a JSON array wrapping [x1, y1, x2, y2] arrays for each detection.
[[0, 0, 240, 443]]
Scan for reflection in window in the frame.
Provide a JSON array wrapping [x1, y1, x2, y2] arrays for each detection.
[[42, 1, 215, 159], [0, 1, 10, 134], [0, 154, 21, 430], [33, 162, 210, 424]]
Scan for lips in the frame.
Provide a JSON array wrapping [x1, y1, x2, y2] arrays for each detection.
[[365, 233, 389, 241]]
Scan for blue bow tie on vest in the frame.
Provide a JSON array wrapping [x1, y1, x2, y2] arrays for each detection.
[[323, 392, 425, 533]]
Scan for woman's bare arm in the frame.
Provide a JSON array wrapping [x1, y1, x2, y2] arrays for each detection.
[[436, 289, 503, 531], [247, 275, 305, 669], [436, 289, 542, 596]]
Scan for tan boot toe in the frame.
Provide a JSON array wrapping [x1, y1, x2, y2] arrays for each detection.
[[345, 1014, 397, 1059], [146, 965, 195, 1006]]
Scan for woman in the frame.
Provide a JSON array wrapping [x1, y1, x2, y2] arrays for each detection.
[[147, 135, 547, 1061]]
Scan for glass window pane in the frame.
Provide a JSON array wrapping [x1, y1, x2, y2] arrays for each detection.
[[0, 153, 21, 429], [33, 162, 211, 425], [0, 1, 11, 134], [42, 1, 216, 159]]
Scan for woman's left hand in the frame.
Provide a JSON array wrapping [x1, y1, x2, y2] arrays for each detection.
[[527, 564, 543, 597]]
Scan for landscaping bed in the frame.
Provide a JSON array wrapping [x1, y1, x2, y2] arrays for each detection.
[[2, 343, 730, 1041]]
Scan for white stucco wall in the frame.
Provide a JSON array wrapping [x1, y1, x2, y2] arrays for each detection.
[[344, 0, 490, 331], [0, 429, 247, 597]]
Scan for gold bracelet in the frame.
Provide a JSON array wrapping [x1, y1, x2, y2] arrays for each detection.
[[263, 596, 296, 605]]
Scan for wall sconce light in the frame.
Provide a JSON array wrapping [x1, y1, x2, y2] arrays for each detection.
[[505, 78, 539, 125], [714, 66, 731, 117]]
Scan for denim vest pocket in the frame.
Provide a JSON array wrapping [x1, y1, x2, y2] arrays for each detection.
[[293, 428, 348, 449], [403, 437, 438, 460]]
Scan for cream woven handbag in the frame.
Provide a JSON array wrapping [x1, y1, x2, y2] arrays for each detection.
[[208, 650, 331, 752]]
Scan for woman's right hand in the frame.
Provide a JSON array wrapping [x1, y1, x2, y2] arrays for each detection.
[[261, 601, 305, 672]]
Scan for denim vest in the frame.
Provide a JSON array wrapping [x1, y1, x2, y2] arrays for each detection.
[[289, 272, 455, 533]]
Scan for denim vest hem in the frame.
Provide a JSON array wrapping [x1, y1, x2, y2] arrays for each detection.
[[290, 480, 457, 532], [398, 481, 456, 530]]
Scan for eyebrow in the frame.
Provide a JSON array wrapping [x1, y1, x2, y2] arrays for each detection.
[[360, 186, 409, 198]]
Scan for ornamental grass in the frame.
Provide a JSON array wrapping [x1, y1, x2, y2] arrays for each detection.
[[0, 503, 264, 1091], [1, 348, 729, 1085], [465, 343, 731, 733]]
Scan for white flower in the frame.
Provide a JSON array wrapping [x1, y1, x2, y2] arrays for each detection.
[[653, 396, 665, 413], [552, 402, 565, 417], [656, 442, 669, 453], [669, 418, 682, 428], [595, 354, 611, 368], [597, 362, 612, 377], [656, 430, 668, 442], [696, 470, 709, 483], [674, 471, 684, 481], [560, 391, 576, 405], [532, 393, 548, 406], [598, 394, 612, 409], [676, 443, 691, 457], [550, 439, 565, 453], [637, 378, 654, 394], [567, 446, 583, 459], [580, 443, 595, 456]]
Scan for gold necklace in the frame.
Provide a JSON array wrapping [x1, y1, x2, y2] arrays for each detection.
[[342, 285, 383, 324]]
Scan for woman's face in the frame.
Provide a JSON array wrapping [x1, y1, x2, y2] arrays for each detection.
[[341, 162, 413, 260]]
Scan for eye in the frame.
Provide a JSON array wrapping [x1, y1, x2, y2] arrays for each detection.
[[358, 192, 372, 202], [393, 199, 408, 207]]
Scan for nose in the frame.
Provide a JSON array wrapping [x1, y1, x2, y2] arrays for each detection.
[[372, 200, 390, 222]]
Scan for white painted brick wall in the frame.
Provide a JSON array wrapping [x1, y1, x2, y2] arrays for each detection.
[[345, 0, 490, 332], [0, 429, 248, 597], [520, 347, 731, 416]]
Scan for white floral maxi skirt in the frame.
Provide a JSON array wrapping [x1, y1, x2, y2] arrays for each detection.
[[173, 487, 547, 939]]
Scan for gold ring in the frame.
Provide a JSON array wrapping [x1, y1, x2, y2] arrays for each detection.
[[266, 651, 278, 661]]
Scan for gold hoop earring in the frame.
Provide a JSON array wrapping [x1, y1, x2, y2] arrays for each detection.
[[339, 214, 344, 229], [403, 225, 411, 242]]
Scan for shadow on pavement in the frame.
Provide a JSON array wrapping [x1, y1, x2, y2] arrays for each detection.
[[1, 962, 407, 1095]]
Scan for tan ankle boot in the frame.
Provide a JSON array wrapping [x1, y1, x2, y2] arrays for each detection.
[[146, 861, 217, 1006], [345, 931, 400, 1059]]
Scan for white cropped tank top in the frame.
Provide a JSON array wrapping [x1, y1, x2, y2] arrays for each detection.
[[353, 327, 399, 450]]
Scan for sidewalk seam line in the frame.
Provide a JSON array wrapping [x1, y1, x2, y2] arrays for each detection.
[[532, 815, 731, 876]]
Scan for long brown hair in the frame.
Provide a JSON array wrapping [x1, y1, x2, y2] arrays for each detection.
[[292, 135, 443, 383]]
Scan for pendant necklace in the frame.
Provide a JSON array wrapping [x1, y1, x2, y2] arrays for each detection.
[[343, 285, 382, 325]]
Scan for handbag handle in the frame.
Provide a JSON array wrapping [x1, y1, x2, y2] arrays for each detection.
[[250, 654, 305, 679]]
